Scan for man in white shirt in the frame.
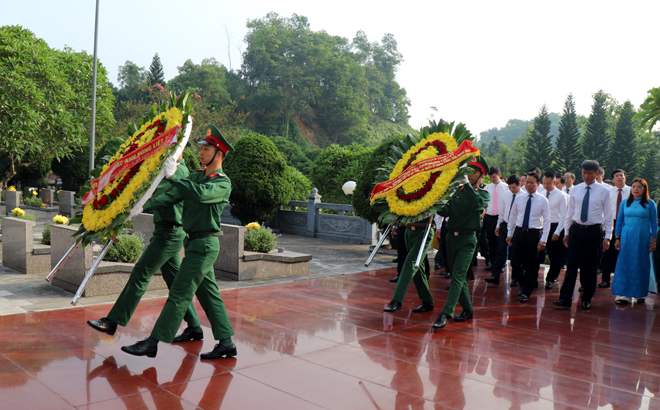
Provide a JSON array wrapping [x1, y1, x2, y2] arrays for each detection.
[[486, 175, 522, 286], [542, 172, 568, 289], [506, 172, 550, 303], [529, 167, 546, 195], [598, 169, 631, 288], [483, 166, 508, 272], [563, 172, 575, 196], [519, 175, 528, 194], [554, 160, 613, 310], [555, 176, 565, 191], [596, 167, 605, 184]]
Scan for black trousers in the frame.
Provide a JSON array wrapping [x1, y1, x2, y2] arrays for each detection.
[[491, 221, 509, 277], [440, 219, 450, 271], [559, 224, 603, 303], [484, 214, 499, 266], [545, 222, 567, 283], [600, 219, 618, 282], [477, 223, 490, 264], [512, 227, 542, 296]]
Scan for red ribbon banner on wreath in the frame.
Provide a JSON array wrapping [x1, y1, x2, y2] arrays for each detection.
[[370, 140, 480, 204], [81, 125, 182, 205]]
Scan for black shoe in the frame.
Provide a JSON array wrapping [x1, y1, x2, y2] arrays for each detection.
[[121, 340, 157, 358], [519, 294, 529, 303], [597, 281, 610, 288], [517, 289, 523, 297], [545, 281, 553, 289], [87, 318, 117, 336], [200, 343, 237, 359], [389, 275, 399, 283], [579, 286, 584, 292], [510, 280, 519, 287], [433, 313, 449, 329], [582, 301, 591, 310], [173, 327, 204, 343], [454, 310, 473, 321], [434, 263, 442, 270], [553, 299, 571, 308], [443, 271, 451, 279], [384, 300, 402, 312], [485, 277, 500, 286], [485, 266, 493, 271], [412, 303, 434, 313]]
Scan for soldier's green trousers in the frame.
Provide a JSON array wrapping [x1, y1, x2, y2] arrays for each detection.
[[107, 227, 199, 328], [392, 227, 434, 305], [440, 233, 477, 317], [151, 235, 234, 343]]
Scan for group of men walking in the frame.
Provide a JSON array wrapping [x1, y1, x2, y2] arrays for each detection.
[[384, 156, 630, 329]]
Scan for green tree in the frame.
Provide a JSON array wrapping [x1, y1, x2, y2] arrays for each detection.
[[285, 166, 312, 201], [51, 146, 89, 192], [524, 105, 553, 172], [223, 133, 293, 223], [268, 136, 314, 175], [607, 101, 636, 173], [309, 144, 371, 204], [148, 53, 165, 85], [553, 94, 582, 175], [581, 89, 611, 164], [115, 60, 148, 102], [0, 26, 114, 188], [168, 58, 230, 109], [634, 87, 660, 131]]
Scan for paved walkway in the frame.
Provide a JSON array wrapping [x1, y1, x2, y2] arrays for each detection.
[[0, 233, 401, 314], [1, 259, 658, 409]]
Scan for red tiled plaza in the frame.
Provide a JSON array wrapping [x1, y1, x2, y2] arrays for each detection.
[[1, 264, 658, 409]]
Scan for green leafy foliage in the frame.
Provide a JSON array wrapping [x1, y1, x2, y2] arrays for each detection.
[[244, 226, 277, 253], [268, 136, 315, 175], [309, 144, 372, 204], [22, 195, 43, 207], [51, 146, 90, 192], [285, 166, 312, 201], [182, 147, 200, 172], [41, 224, 51, 245], [353, 137, 399, 224], [115, 60, 148, 102], [634, 87, 660, 132], [148, 53, 165, 85], [168, 58, 230, 110], [223, 133, 293, 223], [103, 233, 144, 263], [13, 153, 51, 188], [607, 101, 637, 173], [581, 90, 611, 165], [0, 26, 114, 188]]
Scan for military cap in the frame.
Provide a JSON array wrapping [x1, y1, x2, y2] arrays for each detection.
[[198, 125, 234, 154], [468, 155, 489, 176]]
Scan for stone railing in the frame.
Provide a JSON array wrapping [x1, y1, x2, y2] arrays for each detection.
[[221, 188, 377, 245]]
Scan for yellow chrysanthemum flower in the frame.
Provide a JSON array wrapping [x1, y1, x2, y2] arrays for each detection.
[[12, 208, 25, 216], [53, 215, 69, 225], [246, 222, 260, 230]]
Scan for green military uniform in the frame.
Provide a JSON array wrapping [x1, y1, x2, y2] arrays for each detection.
[[438, 182, 490, 317], [391, 222, 434, 305], [107, 160, 199, 328], [143, 166, 234, 343]]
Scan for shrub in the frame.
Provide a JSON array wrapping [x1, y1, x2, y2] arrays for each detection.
[[309, 144, 372, 204], [10, 208, 36, 221], [103, 233, 144, 263], [244, 223, 277, 253], [223, 133, 293, 224], [182, 146, 200, 171], [22, 195, 43, 207], [353, 136, 400, 224], [285, 166, 312, 201], [41, 224, 51, 245]]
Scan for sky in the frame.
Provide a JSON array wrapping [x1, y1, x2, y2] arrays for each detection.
[[3, 0, 659, 138]]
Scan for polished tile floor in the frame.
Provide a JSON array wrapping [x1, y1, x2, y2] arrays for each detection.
[[1, 263, 659, 409]]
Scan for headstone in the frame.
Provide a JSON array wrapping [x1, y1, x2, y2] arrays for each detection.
[[50, 224, 93, 294], [133, 213, 155, 250], [5, 190, 20, 214], [58, 191, 76, 216], [40, 189, 55, 207], [2, 217, 49, 274]]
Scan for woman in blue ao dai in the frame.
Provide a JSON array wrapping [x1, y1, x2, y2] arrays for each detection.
[[612, 178, 658, 304]]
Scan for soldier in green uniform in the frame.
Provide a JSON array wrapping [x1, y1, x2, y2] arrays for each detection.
[[87, 154, 201, 339], [383, 219, 435, 313], [433, 156, 490, 329], [121, 125, 237, 359]]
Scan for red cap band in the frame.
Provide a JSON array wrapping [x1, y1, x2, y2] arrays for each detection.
[[204, 135, 229, 154], [468, 161, 486, 175]]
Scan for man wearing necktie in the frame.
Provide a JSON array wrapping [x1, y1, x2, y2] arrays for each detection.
[[599, 169, 630, 288], [554, 160, 613, 310], [506, 172, 550, 302], [563, 172, 575, 196], [542, 172, 568, 289], [483, 167, 507, 271], [486, 174, 522, 286]]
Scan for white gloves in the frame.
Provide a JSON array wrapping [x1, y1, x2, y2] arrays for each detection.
[[128, 204, 143, 220], [164, 156, 177, 178]]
